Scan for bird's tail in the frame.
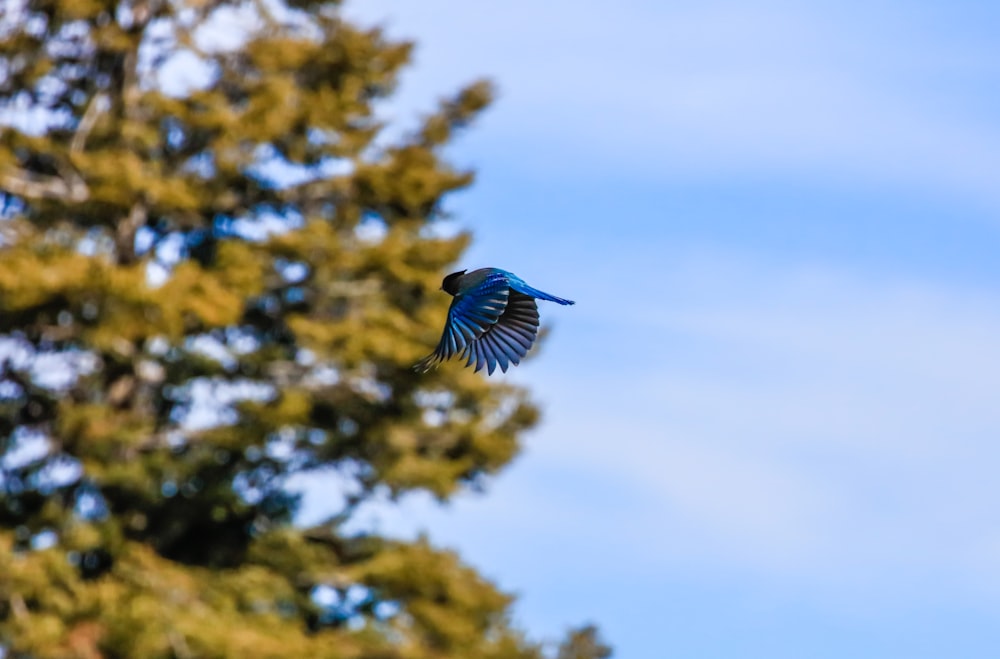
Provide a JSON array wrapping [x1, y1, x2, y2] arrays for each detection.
[[509, 281, 575, 305], [510, 281, 576, 304]]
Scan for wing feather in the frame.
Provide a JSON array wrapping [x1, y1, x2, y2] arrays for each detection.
[[414, 281, 509, 373], [465, 292, 540, 374], [415, 278, 545, 375]]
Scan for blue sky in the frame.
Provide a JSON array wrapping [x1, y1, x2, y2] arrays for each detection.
[[292, 1, 1000, 656]]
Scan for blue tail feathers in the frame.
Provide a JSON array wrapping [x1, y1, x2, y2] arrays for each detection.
[[509, 280, 575, 305]]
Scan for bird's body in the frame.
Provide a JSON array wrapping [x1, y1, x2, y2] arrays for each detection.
[[415, 268, 574, 375]]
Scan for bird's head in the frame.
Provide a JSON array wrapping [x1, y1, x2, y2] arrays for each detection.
[[441, 269, 467, 296]]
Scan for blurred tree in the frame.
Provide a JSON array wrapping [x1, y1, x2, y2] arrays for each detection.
[[556, 625, 613, 659], [0, 0, 608, 656]]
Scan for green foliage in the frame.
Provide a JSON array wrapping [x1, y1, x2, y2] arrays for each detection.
[[0, 0, 607, 656], [556, 626, 613, 659]]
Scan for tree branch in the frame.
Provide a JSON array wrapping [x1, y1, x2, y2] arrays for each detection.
[[9, 593, 27, 620], [168, 631, 193, 659], [71, 93, 108, 155], [0, 93, 107, 204], [116, 201, 147, 264], [0, 169, 88, 202]]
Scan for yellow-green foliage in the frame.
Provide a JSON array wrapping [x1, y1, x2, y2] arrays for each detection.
[[0, 0, 602, 656]]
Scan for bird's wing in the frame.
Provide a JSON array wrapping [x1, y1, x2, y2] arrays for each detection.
[[414, 284, 509, 373], [461, 291, 540, 374]]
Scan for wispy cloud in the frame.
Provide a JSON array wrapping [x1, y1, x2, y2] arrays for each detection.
[[321, 3, 1000, 654], [524, 252, 1000, 593], [297, 248, 1000, 605], [346, 0, 1000, 206]]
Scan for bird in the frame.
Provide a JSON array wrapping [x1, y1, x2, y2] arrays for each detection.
[[415, 268, 575, 375]]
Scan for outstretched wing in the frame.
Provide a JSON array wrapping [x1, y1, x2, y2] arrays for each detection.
[[414, 283, 509, 373], [461, 291, 540, 374]]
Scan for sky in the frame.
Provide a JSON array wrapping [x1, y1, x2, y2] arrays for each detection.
[[290, 1, 1000, 657]]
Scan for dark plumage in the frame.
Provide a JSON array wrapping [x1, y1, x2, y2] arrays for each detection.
[[415, 268, 575, 375]]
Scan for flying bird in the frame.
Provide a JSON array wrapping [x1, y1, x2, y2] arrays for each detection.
[[415, 268, 575, 375]]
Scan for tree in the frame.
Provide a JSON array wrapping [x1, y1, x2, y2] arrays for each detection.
[[557, 625, 613, 659], [0, 0, 608, 656]]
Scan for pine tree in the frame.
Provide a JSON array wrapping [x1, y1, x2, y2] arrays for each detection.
[[557, 625, 613, 659], [0, 1, 605, 656]]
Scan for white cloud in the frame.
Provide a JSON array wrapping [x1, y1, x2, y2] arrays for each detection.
[[520, 253, 1000, 594], [344, 0, 1000, 206], [294, 251, 1000, 613]]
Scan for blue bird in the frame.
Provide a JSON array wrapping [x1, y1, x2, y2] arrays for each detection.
[[415, 268, 575, 375]]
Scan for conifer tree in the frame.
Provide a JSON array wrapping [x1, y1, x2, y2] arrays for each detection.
[[0, 0, 605, 655], [557, 625, 613, 659]]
